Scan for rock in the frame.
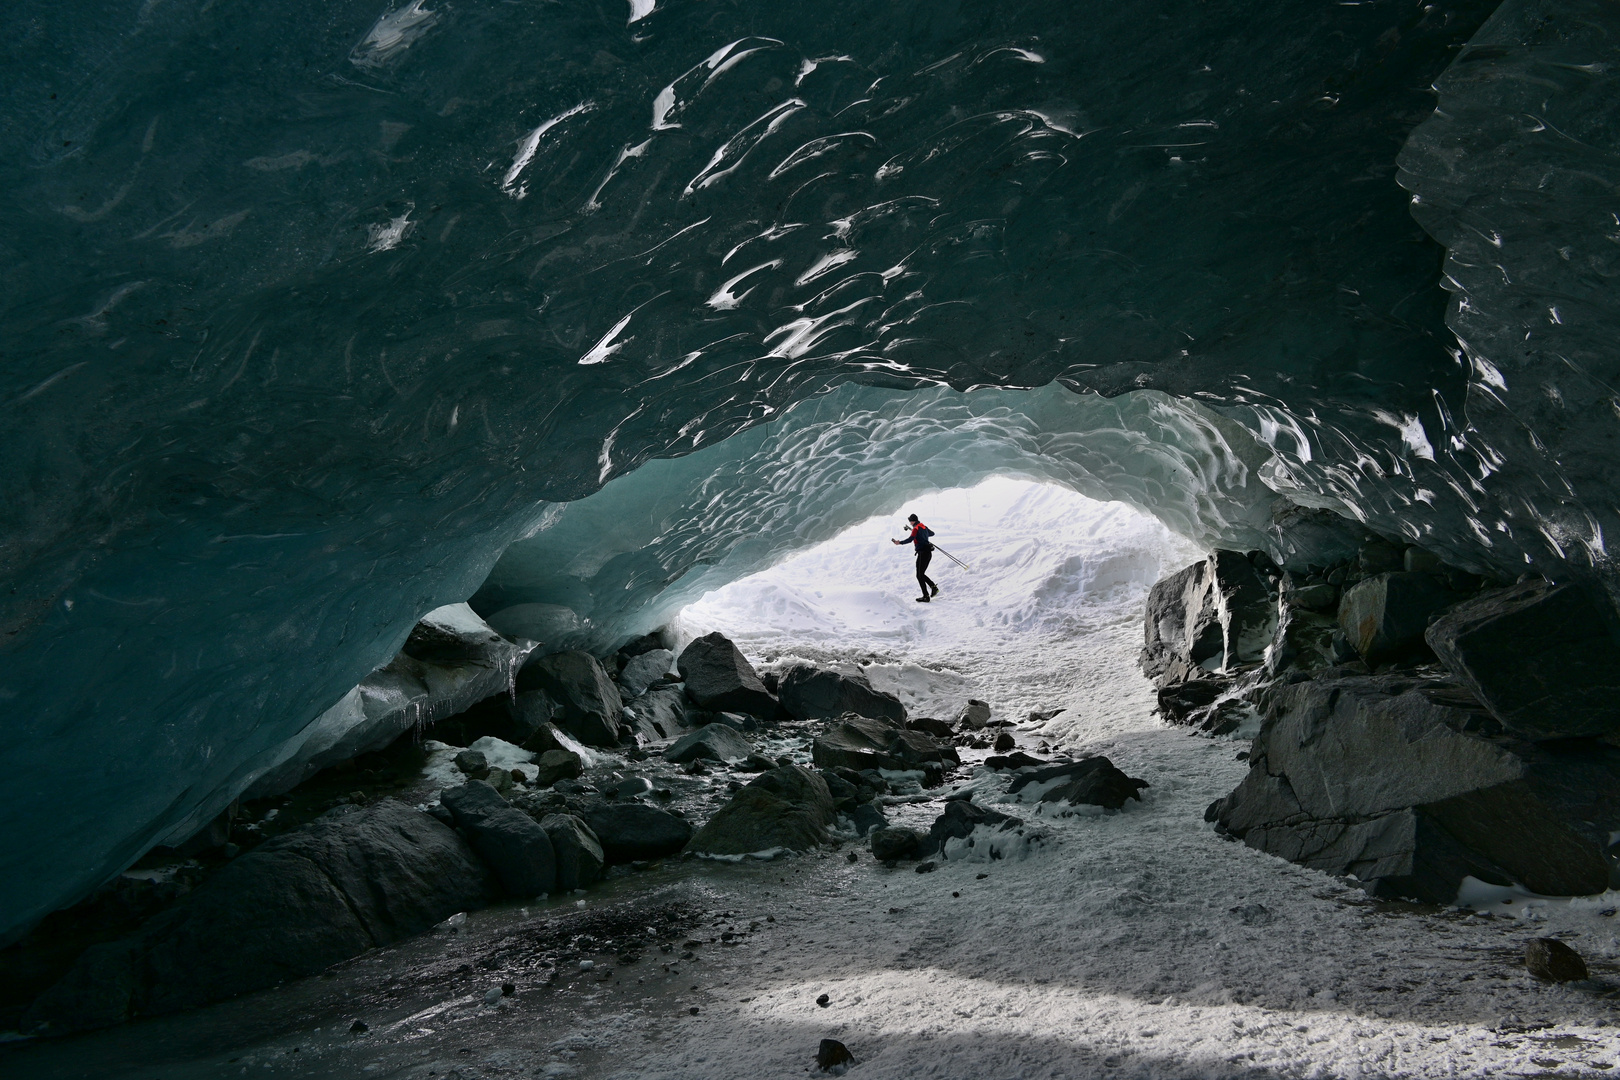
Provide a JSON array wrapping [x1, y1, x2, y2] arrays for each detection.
[[1524, 937, 1588, 982], [738, 753, 778, 772], [523, 722, 602, 770], [1141, 551, 1276, 682], [516, 651, 623, 747], [870, 826, 923, 861], [984, 751, 1046, 770], [1231, 903, 1274, 926], [992, 731, 1016, 752], [507, 689, 559, 743], [440, 781, 557, 897], [906, 717, 956, 739], [454, 749, 490, 779], [811, 715, 959, 778], [614, 775, 653, 799], [677, 632, 776, 717], [1007, 757, 1149, 809], [778, 664, 906, 723], [849, 803, 887, 837], [688, 766, 836, 855], [616, 631, 666, 659], [618, 648, 675, 698], [621, 685, 696, 743], [539, 814, 604, 891], [664, 723, 754, 765], [1426, 579, 1620, 740], [578, 802, 693, 863], [1290, 582, 1338, 612], [1212, 672, 1620, 901], [1337, 572, 1454, 666], [956, 700, 992, 730], [24, 801, 496, 1033], [924, 800, 1022, 856], [817, 1038, 854, 1071], [533, 748, 584, 788], [914, 861, 937, 873], [1155, 675, 1245, 734]]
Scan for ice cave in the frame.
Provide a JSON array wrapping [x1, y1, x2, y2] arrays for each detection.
[[4, 0, 1620, 1075]]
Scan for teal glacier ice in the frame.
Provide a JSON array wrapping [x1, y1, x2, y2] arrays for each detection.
[[3, 0, 1619, 939]]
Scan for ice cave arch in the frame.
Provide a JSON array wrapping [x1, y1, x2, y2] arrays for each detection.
[[4, 0, 1620, 947]]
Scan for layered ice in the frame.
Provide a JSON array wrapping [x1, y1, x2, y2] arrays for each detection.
[[3, 0, 1620, 938]]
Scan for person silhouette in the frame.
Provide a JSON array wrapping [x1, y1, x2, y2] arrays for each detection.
[[892, 513, 940, 603]]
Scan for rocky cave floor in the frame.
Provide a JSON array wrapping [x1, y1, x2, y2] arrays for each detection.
[[6, 614, 1620, 1080]]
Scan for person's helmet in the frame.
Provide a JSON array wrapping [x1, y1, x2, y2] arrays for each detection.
[[907, 514, 919, 522]]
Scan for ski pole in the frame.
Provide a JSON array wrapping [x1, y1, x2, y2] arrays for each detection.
[[934, 544, 971, 571]]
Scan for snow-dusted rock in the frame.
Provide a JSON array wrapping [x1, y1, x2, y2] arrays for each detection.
[[1007, 757, 1148, 809], [777, 663, 905, 723]]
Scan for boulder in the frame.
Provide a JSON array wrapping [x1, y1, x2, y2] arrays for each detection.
[[1525, 938, 1588, 983], [849, 802, 887, 836], [621, 685, 696, 743], [439, 781, 557, 897], [533, 748, 583, 788], [516, 651, 623, 747], [1337, 572, 1454, 666], [578, 802, 693, 864], [24, 801, 495, 1033], [1290, 582, 1338, 612], [539, 814, 604, 891], [1007, 757, 1149, 809], [618, 648, 675, 699], [507, 689, 559, 743], [906, 717, 956, 739], [1141, 551, 1276, 682], [1425, 579, 1620, 740], [777, 664, 906, 723], [664, 723, 754, 765], [687, 766, 835, 855], [869, 827, 925, 861], [1211, 673, 1620, 901], [677, 633, 776, 717], [923, 800, 1022, 856], [523, 721, 601, 767], [956, 700, 992, 730], [811, 715, 959, 778], [454, 749, 490, 778]]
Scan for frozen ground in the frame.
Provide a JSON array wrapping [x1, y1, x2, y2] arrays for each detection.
[[7, 480, 1618, 1079]]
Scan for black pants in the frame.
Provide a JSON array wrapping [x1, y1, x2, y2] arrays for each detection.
[[915, 548, 937, 596]]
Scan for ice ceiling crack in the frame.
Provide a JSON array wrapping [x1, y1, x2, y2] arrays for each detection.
[[2, 0, 1619, 942]]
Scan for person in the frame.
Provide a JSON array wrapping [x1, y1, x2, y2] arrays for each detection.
[[892, 513, 940, 603]]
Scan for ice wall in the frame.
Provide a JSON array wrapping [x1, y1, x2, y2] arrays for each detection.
[[3, 0, 1617, 939]]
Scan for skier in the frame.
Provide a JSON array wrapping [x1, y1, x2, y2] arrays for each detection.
[[892, 513, 940, 603]]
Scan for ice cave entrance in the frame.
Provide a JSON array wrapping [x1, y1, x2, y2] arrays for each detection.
[[675, 477, 1202, 742]]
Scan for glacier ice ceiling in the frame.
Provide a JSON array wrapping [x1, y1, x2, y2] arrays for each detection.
[[2, 0, 1618, 938]]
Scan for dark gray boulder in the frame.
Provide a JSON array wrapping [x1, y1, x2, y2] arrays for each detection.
[[1337, 572, 1454, 666], [622, 685, 696, 743], [906, 716, 956, 739], [687, 766, 835, 855], [849, 803, 887, 837], [533, 748, 583, 787], [516, 650, 623, 747], [1425, 578, 1620, 740], [24, 801, 495, 1033], [1211, 673, 1620, 901], [677, 633, 776, 717], [924, 800, 1022, 856], [1141, 551, 1276, 682], [616, 631, 666, 659], [618, 648, 675, 698], [811, 715, 959, 778], [578, 802, 693, 863], [1525, 938, 1588, 982], [870, 826, 925, 861], [1007, 757, 1148, 809], [956, 700, 992, 730], [440, 781, 557, 897], [663, 723, 754, 765], [507, 688, 559, 743], [778, 664, 905, 723], [539, 814, 604, 891]]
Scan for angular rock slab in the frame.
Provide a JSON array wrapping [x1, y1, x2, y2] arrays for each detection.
[[778, 663, 905, 723], [664, 722, 754, 765], [617, 648, 675, 699], [1337, 571, 1454, 666], [1426, 578, 1620, 740], [517, 650, 623, 747], [811, 714, 959, 778], [677, 632, 776, 718], [687, 766, 835, 855], [1007, 757, 1148, 809], [1141, 551, 1276, 681], [540, 813, 604, 891], [440, 781, 557, 897], [923, 800, 1024, 857], [579, 802, 693, 864], [25, 801, 495, 1033], [1213, 673, 1620, 900]]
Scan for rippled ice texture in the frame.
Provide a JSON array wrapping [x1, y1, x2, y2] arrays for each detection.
[[3, 0, 1618, 937]]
